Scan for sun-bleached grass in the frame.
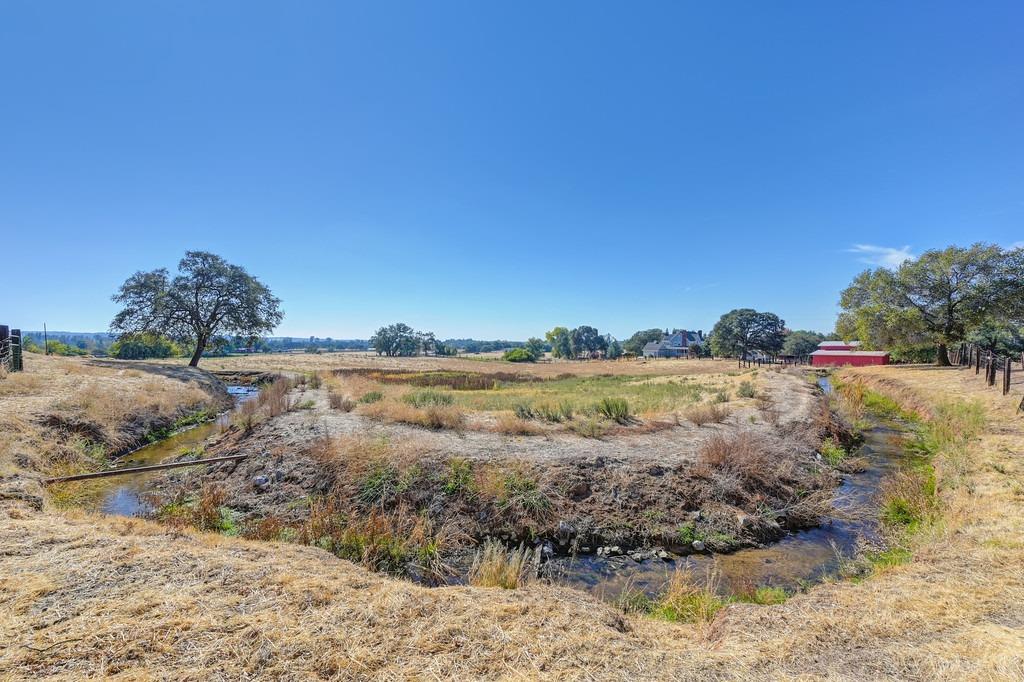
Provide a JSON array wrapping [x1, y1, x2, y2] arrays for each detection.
[[468, 540, 536, 589], [4, 360, 1024, 679], [684, 403, 730, 426]]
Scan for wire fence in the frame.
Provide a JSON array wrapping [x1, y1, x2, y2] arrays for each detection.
[[950, 342, 1023, 397]]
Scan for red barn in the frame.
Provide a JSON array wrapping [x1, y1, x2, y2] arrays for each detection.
[[817, 340, 861, 351], [811, 350, 890, 367]]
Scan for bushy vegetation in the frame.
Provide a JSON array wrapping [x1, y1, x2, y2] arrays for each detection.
[[502, 347, 536, 363], [596, 397, 632, 424], [402, 389, 455, 408], [468, 540, 535, 589], [109, 332, 182, 359]]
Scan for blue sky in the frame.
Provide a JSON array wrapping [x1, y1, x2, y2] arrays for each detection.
[[2, 2, 1022, 340]]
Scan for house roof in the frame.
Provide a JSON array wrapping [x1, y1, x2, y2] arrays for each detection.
[[818, 340, 861, 347], [810, 350, 888, 357]]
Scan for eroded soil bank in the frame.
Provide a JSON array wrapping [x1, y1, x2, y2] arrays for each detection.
[[143, 368, 851, 578]]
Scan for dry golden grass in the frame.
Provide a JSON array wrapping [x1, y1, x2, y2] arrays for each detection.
[[492, 412, 544, 436], [2, 362, 1023, 679], [684, 403, 730, 426], [0, 355, 226, 501], [157, 350, 744, 380], [468, 540, 536, 589]]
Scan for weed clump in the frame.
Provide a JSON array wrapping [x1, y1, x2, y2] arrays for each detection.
[[402, 390, 454, 408], [468, 540, 536, 588], [737, 380, 756, 399], [684, 403, 730, 426], [359, 391, 383, 404], [329, 392, 356, 412], [596, 397, 632, 424]]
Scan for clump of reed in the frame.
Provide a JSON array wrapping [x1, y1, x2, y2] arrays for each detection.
[[468, 540, 536, 589]]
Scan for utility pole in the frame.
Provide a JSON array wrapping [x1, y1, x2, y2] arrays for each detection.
[[44, 323, 49, 355]]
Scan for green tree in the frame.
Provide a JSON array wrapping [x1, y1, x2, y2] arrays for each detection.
[[545, 326, 572, 359], [709, 309, 786, 358], [622, 328, 665, 356], [370, 323, 422, 357], [838, 243, 1019, 365], [570, 325, 605, 359], [111, 251, 283, 367], [109, 332, 181, 359], [967, 319, 1024, 356], [606, 336, 623, 359], [782, 330, 824, 357], [524, 337, 546, 360]]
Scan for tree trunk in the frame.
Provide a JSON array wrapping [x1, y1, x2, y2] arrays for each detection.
[[936, 343, 951, 367], [189, 338, 206, 367]]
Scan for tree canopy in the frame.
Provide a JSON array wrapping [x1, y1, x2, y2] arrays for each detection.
[[708, 309, 785, 358], [370, 323, 428, 357], [110, 251, 283, 367], [622, 328, 665, 356], [837, 243, 1024, 365], [781, 330, 825, 357]]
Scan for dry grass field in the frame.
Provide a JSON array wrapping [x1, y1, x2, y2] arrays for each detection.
[[161, 350, 746, 379], [2, 357, 1023, 679]]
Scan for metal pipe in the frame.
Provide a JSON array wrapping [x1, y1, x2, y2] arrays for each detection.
[[45, 454, 249, 484]]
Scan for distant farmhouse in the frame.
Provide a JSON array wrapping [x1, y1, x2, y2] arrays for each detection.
[[642, 329, 706, 358]]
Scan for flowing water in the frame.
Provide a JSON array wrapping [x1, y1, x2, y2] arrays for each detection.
[[72, 385, 260, 516], [540, 377, 914, 597]]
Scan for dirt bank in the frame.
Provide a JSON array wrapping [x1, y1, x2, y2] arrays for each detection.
[[147, 369, 837, 565], [0, 355, 230, 511]]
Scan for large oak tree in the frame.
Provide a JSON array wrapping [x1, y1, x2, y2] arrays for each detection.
[[111, 251, 283, 367], [838, 243, 1022, 365], [708, 309, 786, 358]]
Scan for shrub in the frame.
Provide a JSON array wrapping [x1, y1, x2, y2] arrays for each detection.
[[420, 405, 465, 430], [596, 397, 632, 424], [329, 392, 356, 412], [513, 403, 535, 420], [684, 403, 730, 426], [468, 540, 535, 588], [650, 568, 725, 624], [737, 380, 756, 399], [502, 348, 536, 363], [259, 378, 295, 417], [443, 458, 475, 497], [402, 389, 454, 408], [498, 470, 551, 521], [736, 585, 788, 605], [570, 417, 606, 439], [495, 413, 542, 436], [712, 390, 730, 404], [819, 437, 846, 466], [359, 391, 383, 404]]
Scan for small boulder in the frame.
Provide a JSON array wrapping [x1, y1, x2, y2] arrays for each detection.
[[253, 475, 270, 491], [692, 540, 705, 552]]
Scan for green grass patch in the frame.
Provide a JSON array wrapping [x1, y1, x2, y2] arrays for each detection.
[[402, 389, 455, 408]]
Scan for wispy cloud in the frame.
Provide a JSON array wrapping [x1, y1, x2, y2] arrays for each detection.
[[848, 244, 914, 268]]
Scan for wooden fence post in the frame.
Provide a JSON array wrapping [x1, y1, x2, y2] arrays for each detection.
[[10, 329, 22, 372], [0, 325, 8, 370], [1004, 359, 1012, 396]]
